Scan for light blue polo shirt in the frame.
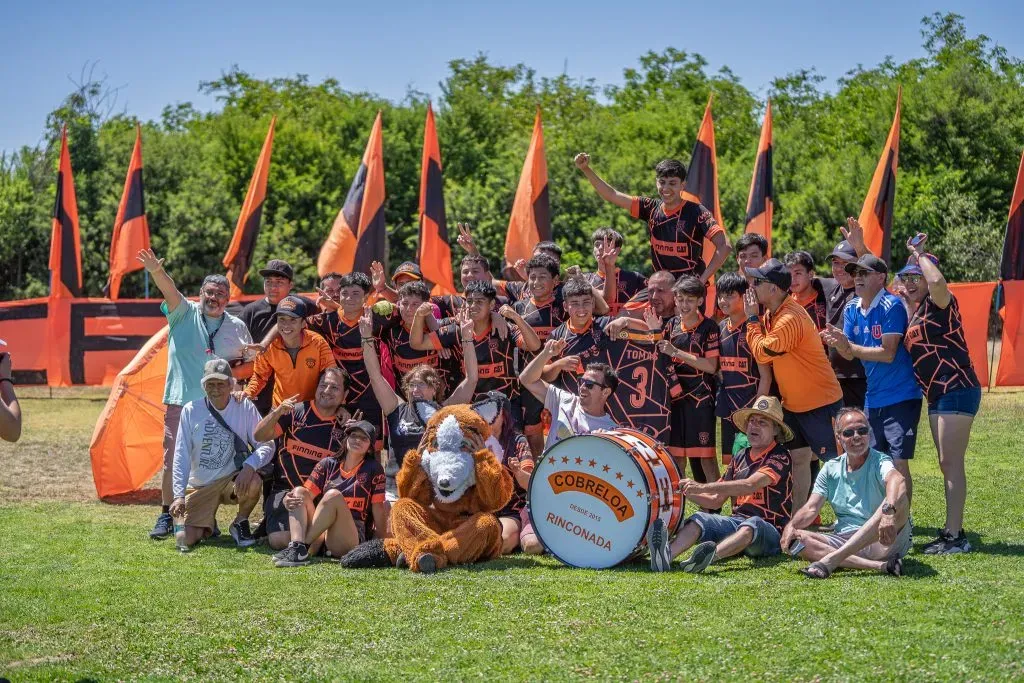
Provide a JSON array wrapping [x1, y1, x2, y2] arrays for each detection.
[[842, 289, 920, 409], [813, 448, 895, 534], [162, 297, 251, 406]]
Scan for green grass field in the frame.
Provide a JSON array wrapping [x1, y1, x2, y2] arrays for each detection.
[[2, 393, 1023, 680]]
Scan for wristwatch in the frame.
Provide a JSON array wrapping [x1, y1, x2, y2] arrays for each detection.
[[881, 502, 896, 515]]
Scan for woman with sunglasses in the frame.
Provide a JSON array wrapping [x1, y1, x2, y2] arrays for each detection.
[[896, 234, 980, 554]]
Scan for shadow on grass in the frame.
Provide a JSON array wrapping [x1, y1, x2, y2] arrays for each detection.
[[913, 526, 1024, 557], [101, 488, 161, 506]]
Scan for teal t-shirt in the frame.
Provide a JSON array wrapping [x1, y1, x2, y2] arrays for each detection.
[[812, 448, 894, 534], [161, 298, 252, 406]]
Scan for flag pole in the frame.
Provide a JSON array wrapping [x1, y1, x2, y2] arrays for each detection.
[[144, 270, 150, 299], [989, 283, 1001, 390]]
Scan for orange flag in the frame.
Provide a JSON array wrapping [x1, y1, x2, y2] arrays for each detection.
[[319, 111, 388, 277], [859, 87, 901, 263], [50, 125, 83, 298], [996, 280, 1024, 386], [223, 116, 276, 299], [418, 104, 455, 295], [999, 147, 1024, 281], [106, 124, 151, 299], [745, 100, 773, 255], [683, 95, 723, 315], [504, 108, 551, 272]]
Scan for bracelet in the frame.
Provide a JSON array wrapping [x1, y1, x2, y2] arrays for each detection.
[[0, 378, 12, 386], [361, 337, 374, 342]]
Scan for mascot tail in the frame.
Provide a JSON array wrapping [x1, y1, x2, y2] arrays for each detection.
[[338, 539, 394, 569]]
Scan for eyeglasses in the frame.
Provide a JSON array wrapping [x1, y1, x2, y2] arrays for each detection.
[[579, 378, 607, 390], [900, 275, 924, 284], [840, 426, 870, 438]]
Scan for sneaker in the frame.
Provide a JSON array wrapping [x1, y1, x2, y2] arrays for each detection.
[[648, 518, 671, 572], [149, 512, 174, 539], [923, 530, 954, 555], [274, 542, 310, 567], [271, 545, 291, 561], [230, 520, 256, 548], [935, 530, 972, 555], [210, 521, 221, 539], [251, 517, 268, 540], [679, 541, 717, 574]]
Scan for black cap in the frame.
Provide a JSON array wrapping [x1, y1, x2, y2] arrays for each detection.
[[844, 254, 889, 275], [344, 419, 378, 445], [275, 295, 306, 318], [827, 241, 858, 263], [392, 261, 423, 282], [259, 259, 294, 281], [744, 258, 792, 290]]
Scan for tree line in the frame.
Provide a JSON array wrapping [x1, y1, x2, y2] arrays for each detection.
[[1, 12, 1022, 301]]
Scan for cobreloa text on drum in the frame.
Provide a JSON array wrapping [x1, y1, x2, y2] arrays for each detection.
[[529, 428, 684, 569]]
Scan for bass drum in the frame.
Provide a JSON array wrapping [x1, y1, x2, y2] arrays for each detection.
[[528, 428, 683, 569]]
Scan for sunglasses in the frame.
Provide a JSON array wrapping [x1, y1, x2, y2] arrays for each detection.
[[579, 378, 607, 390], [840, 426, 870, 438]]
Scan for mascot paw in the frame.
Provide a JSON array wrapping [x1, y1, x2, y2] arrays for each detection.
[[338, 539, 393, 569], [396, 552, 408, 569], [415, 553, 439, 574]]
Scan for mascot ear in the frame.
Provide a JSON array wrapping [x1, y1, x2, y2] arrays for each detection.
[[413, 400, 440, 425], [471, 398, 500, 426]]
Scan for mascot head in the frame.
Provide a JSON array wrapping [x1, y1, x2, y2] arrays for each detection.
[[411, 404, 491, 504]]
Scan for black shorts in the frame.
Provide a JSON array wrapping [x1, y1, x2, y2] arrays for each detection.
[[262, 489, 292, 536], [519, 390, 545, 437], [669, 400, 717, 459], [720, 417, 738, 463], [868, 398, 922, 460], [783, 399, 842, 461], [839, 377, 867, 410]]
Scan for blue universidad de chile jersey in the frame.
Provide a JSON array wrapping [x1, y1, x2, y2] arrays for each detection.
[[842, 289, 921, 409]]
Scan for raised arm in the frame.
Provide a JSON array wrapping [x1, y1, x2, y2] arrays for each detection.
[[137, 248, 185, 313], [499, 305, 541, 353], [908, 234, 951, 308], [574, 153, 632, 210], [699, 231, 733, 284], [521, 338, 565, 404], [254, 394, 300, 442], [408, 302, 438, 352], [358, 307, 402, 415], [446, 310, 480, 405], [743, 290, 800, 363]]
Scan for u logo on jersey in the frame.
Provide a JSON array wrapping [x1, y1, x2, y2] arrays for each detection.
[[871, 324, 883, 339]]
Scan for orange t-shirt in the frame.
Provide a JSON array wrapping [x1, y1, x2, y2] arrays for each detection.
[[245, 330, 337, 407], [745, 296, 841, 413]]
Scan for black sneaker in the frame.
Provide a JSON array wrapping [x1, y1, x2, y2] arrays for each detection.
[[230, 520, 256, 548], [274, 542, 310, 567], [271, 545, 291, 561], [149, 512, 174, 539], [648, 518, 671, 572], [923, 530, 954, 555], [679, 541, 717, 574], [935, 530, 972, 555]]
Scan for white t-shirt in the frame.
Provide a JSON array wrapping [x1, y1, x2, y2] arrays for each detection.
[[172, 397, 275, 498], [543, 384, 618, 452]]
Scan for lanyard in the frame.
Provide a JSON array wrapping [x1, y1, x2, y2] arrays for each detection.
[[204, 314, 225, 354]]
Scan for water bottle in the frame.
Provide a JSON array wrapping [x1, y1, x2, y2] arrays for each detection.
[[173, 515, 188, 552]]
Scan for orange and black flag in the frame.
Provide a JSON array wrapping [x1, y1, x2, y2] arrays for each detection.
[[683, 94, 723, 226], [418, 104, 455, 295], [319, 111, 388, 277], [859, 87, 901, 263], [106, 123, 150, 299], [223, 116, 276, 300], [504, 108, 551, 273], [745, 100, 773, 255], [50, 125, 83, 298], [1000, 146, 1024, 281]]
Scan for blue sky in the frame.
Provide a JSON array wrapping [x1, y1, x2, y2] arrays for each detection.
[[3, 1, 1022, 155]]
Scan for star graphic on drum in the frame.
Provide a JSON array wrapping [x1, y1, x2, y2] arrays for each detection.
[[588, 459, 596, 468], [627, 480, 634, 488], [561, 456, 569, 464], [548, 457, 556, 465], [615, 472, 623, 480], [575, 457, 583, 464], [636, 490, 644, 498], [602, 465, 610, 472]]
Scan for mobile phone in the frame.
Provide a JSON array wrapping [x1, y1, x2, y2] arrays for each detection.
[[909, 233, 927, 247]]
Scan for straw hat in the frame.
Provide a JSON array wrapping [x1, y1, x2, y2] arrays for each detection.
[[732, 395, 794, 443]]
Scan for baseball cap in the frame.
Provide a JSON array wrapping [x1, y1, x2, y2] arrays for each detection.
[[844, 254, 889, 275], [275, 295, 306, 318], [744, 258, 792, 290], [897, 254, 939, 277], [259, 259, 294, 280], [344, 419, 378, 445], [201, 357, 233, 385], [392, 261, 423, 283], [827, 241, 858, 263]]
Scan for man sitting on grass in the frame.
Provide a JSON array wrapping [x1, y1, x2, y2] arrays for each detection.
[[782, 407, 911, 578], [170, 359, 275, 550], [649, 395, 794, 573]]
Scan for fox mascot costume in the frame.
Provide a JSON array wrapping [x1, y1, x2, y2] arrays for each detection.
[[340, 403, 514, 573]]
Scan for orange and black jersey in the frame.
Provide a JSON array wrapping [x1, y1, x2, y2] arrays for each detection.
[[270, 401, 347, 492], [601, 335, 681, 443], [792, 278, 838, 334], [307, 309, 400, 405], [716, 318, 762, 420], [431, 293, 511, 320], [664, 314, 720, 407], [498, 432, 534, 519], [584, 269, 647, 315], [304, 456, 386, 541], [514, 295, 567, 358], [431, 322, 527, 401], [383, 321, 452, 393], [725, 440, 793, 530], [630, 196, 724, 278], [547, 317, 614, 393], [905, 295, 980, 402]]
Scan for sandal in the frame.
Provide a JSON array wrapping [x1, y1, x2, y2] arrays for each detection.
[[800, 561, 832, 579], [885, 557, 903, 577]]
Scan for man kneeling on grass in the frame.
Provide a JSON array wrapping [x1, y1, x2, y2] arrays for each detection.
[[782, 407, 910, 578], [170, 359, 275, 550], [273, 420, 387, 567], [649, 396, 794, 573]]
